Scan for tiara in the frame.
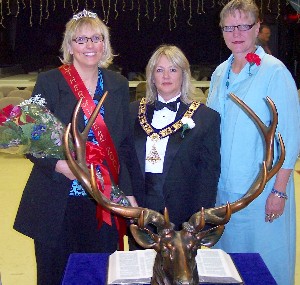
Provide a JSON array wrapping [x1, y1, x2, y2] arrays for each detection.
[[73, 9, 97, 20]]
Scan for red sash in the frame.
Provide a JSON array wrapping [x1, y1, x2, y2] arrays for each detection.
[[59, 64, 126, 250]]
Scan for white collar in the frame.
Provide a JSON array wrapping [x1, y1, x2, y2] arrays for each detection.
[[157, 93, 181, 103]]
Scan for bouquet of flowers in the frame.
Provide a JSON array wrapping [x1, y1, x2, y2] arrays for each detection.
[[0, 95, 71, 158], [0, 94, 130, 206]]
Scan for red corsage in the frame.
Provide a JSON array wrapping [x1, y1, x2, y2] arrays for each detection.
[[245, 53, 261, 75], [245, 53, 261, 66]]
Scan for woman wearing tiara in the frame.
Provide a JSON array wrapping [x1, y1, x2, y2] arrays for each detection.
[[14, 10, 138, 284]]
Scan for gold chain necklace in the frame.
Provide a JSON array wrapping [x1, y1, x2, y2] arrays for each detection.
[[138, 98, 200, 164]]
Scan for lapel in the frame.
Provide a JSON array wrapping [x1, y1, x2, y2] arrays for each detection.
[[134, 103, 155, 178], [134, 119, 147, 178], [101, 69, 121, 131], [161, 102, 189, 184], [208, 58, 230, 116]]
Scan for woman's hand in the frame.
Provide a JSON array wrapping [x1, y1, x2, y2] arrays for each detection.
[[265, 193, 285, 222], [265, 168, 292, 223], [55, 160, 77, 180]]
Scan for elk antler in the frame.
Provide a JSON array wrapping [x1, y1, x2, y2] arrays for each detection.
[[187, 94, 285, 231], [64, 93, 285, 285], [64, 93, 167, 231], [63, 93, 284, 237]]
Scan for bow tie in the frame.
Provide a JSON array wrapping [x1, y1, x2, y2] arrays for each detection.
[[154, 98, 180, 112]]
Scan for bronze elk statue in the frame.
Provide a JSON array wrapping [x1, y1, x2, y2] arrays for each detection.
[[63, 92, 284, 285]]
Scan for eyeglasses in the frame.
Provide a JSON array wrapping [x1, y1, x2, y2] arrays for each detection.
[[72, 35, 104, 44], [222, 23, 255, 32]]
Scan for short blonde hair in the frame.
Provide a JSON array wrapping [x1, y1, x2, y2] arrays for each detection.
[[219, 0, 259, 27], [60, 12, 114, 67], [145, 45, 196, 104]]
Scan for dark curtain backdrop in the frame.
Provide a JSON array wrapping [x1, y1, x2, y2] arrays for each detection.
[[10, 1, 224, 75], [0, 0, 299, 85]]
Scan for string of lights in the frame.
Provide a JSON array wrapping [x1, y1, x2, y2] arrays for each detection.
[[0, 0, 298, 29]]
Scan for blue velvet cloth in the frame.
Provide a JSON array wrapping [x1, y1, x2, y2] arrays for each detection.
[[62, 252, 277, 285]]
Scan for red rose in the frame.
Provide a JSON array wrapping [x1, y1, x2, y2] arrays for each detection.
[[245, 53, 261, 66], [0, 104, 35, 126], [0, 104, 15, 125]]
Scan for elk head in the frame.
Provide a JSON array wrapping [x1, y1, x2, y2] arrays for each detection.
[[63, 92, 284, 285]]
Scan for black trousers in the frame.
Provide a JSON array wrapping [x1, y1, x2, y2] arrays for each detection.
[[34, 196, 119, 285]]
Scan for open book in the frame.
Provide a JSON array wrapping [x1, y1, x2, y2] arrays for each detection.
[[107, 249, 243, 284]]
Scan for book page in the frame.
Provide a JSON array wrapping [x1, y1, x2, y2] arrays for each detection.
[[107, 249, 156, 284], [108, 248, 242, 284], [196, 249, 243, 284]]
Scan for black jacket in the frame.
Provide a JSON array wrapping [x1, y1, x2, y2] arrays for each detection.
[[129, 100, 221, 228], [14, 68, 135, 247]]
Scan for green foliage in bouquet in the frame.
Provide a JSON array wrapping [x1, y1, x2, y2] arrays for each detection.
[[0, 95, 73, 158]]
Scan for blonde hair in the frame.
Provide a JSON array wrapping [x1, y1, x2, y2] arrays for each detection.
[[219, 0, 259, 27], [60, 12, 114, 67], [145, 45, 196, 104]]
